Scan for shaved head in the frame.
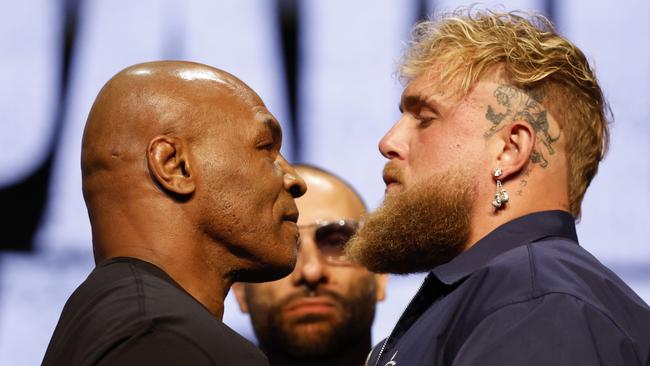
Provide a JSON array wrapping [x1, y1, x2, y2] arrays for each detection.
[[79, 61, 306, 317], [43, 61, 308, 365], [293, 164, 367, 219], [81, 61, 251, 200]]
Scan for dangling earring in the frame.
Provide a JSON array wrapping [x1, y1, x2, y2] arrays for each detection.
[[492, 168, 509, 209]]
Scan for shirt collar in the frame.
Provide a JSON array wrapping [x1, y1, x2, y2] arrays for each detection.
[[431, 210, 578, 285]]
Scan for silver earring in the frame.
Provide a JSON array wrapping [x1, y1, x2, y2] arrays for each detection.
[[492, 168, 509, 209]]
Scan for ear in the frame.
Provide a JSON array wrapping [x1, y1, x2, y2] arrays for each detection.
[[492, 121, 535, 180], [147, 135, 195, 195], [374, 274, 388, 302], [231, 283, 250, 313]]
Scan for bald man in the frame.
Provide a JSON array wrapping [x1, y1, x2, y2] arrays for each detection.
[[233, 165, 387, 366], [42, 61, 306, 366]]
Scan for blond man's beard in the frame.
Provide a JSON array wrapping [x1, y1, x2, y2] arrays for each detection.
[[346, 170, 475, 274]]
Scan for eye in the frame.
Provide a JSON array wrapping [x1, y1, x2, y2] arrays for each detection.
[[257, 141, 275, 150], [416, 115, 435, 128], [320, 232, 349, 248], [256, 135, 277, 151], [415, 107, 438, 128], [315, 223, 356, 255]]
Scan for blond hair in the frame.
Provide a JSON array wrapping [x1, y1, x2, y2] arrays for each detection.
[[401, 8, 609, 218]]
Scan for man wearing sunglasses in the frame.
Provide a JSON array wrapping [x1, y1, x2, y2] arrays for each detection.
[[234, 164, 387, 366]]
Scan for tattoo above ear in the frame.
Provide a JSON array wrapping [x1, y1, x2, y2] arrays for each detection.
[[483, 85, 560, 168]]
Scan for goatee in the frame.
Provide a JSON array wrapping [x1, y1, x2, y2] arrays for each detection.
[[346, 171, 475, 274]]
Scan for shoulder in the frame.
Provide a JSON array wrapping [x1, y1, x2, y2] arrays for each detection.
[[454, 294, 648, 366], [465, 239, 650, 358], [524, 238, 647, 309], [475, 237, 647, 308], [45, 258, 268, 365], [96, 327, 269, 366], [43, 258, 167, 365], [56, 258, 155, 326]]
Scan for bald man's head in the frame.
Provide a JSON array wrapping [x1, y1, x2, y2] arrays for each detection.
[[80, 61, 306, 290], [293, 164, 366, 218], [81, 61, 252, 193]]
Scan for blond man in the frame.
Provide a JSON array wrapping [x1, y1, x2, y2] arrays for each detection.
[[347, 9, 650, 366]]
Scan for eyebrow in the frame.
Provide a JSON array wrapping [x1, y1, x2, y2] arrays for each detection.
[[399, 93, 441, 116], [262, 117, 282, 146]]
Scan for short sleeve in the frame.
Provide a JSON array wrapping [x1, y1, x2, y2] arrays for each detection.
[[452, 294, 641, 366], [97, 329, 216, 366]]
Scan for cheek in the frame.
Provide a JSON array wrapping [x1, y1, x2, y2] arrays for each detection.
[[408, 134, 450, 175], [331, 269, 376, 297], [253, 157, 285, 199], [415, 128, 484, 167], [247, 281, 287, 307]]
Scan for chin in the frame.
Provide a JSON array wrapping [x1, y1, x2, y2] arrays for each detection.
[[264, 260, 296, 281], [238, 253, 296, 283]]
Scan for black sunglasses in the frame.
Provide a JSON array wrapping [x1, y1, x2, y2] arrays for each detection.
[[298, 219, 361, 265]]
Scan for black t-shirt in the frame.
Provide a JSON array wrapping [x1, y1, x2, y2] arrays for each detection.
[[42, 257, 268, 366]]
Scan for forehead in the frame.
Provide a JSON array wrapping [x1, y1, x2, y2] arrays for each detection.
[[200, 85, 280, 134], [401, 69, 504, 115], [401, 70, 458, 106], [296, 173, 365, 225]]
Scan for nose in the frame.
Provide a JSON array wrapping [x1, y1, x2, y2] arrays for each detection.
[[379, 118, 409, 160], [291, 236, 328, 288], [278, 156, 307, 198]]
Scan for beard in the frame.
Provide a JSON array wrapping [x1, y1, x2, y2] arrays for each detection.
[[246, 283, 376, 360], [345, 169, 475, 274]]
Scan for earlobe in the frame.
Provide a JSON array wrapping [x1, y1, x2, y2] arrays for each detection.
[[231, 283, 250, 313], [147, 135, 196, 196], [494, 122, 535, 180], [374, 274, 388, 302]]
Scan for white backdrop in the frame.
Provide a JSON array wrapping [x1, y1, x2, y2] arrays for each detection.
[[0, 1, 648, 365]]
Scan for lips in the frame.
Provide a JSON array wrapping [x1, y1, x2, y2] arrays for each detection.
[[383, 173, 399, 187], [282, 210, 299, 223], [382, 164, 401, 186], [285, 297, 336, 315]]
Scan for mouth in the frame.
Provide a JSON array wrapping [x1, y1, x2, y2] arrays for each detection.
[[383, 164, 403, 192], [282, 211, 299, 223], [285, 297, 336, 315], [383, 173, 398, 186], [383, 173, 401, 192]]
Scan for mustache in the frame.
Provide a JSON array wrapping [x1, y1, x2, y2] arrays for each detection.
[[280, 287, 345, 308], [382, 163, 402, 183]]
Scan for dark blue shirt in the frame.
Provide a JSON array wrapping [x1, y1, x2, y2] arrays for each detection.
[[367, 211, 650, 366]]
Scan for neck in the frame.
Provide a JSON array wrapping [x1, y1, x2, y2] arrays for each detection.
[[466, 204, 571, 251], [92, 205, 232, 319], [101, 244, 231, 319], [263, 333, 371, 366], [466, 166, 571, 250]]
